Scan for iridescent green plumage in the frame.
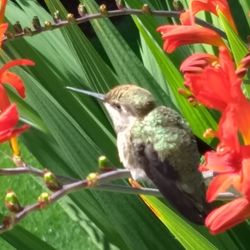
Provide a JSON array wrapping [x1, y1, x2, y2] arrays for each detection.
[[130, 106, 207, 223]]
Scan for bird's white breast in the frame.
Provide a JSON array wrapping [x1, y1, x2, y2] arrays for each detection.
[[117, 125, 147, 180], [103, 102, 147, 180]]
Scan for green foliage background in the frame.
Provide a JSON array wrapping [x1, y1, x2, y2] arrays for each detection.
[[0, 0, 249, 249]]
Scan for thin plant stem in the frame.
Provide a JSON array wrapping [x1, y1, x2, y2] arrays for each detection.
[[3, 7, 226, 44]]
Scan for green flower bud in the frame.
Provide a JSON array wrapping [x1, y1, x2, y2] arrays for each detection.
[[142, 4, 151, 14], [32, 16, 42, 31], [5, 190, 22, 213], [43, 170, 62, 191], [38, 192, 50, 208], [13, 21, 23, 34], [99, 4, 108, 16], [98, 155, 108, 169], [78, 4, 86, 17]]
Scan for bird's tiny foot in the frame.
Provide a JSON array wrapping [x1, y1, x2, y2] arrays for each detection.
[[129, 178, 142, 189]]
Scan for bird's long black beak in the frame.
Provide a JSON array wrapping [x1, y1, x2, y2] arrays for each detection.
[[66, 86, 105, 101]]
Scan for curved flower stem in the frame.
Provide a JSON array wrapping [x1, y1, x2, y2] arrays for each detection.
[[3, 8, 226, 43]]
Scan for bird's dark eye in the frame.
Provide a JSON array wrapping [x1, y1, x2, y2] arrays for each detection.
[[112, 103, 121, 111]]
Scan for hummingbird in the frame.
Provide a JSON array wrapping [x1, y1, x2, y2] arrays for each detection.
[[67, 84, 209, 224]]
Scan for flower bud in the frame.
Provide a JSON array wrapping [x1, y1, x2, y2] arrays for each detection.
[[43, 170, 62, 191], [38, 192, 50, 208], [78, 4, 86, 17], [5, 190, 23, 213], [67, 13, 75, 22], [98, 155, 108, 169], [142, 4, 151, 14], [99, 4, 108, 16], [116, 0, 125, 9], [13, 21, 23, 34], [44, 21, 52, 30], [32, 16, 42, 31], [53, 10, 60, 23], [87, 172, 99, 187]]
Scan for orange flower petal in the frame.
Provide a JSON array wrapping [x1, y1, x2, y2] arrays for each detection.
[[0, 84, 10, 110], [179, 10, 194, 25], [185, 67, 232, 111], [206, 198, 250, 234], [1, 71, 25, 98], [236, 99, 250, 144], [157, 25, 225, 53], [200, 146, 241, 172], [0, 59, 35, 77], [0, 104, 29, 143], [0, 0, 7, 23], [0, 59, 35, 99], [0, 104, 18, 131], [180, 53, 218, 74], [206, 174, 236, 202], [0, 124, 29, 143], [217, 105, 239, 150], [0, 23, 7, 47], [191, 0, 237, 32]]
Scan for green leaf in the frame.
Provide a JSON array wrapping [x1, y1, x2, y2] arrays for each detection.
[[140, 195, 217, 250], [229, 0, 250, 35], [218, 10, 248, 64], [2, 225, 56, 250], [140, 194, 243, 250]]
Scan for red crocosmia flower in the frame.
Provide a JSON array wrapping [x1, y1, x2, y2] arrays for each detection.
[[200, 107, 245, 201], [0, 104, 29, 143], [199, 98, 250, 233], [0, 59, 35, 110], [191, 0, 237, 32], [201, 145, 245, 202], [181, 48, 243, 111], [205, 198, 250, 234], [156, 25, 225, 53], [182, 47, 250, 144]]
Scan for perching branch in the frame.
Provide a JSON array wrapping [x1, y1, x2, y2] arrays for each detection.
[[0, 162, 238, 233], [3, 6, 226, 44]]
